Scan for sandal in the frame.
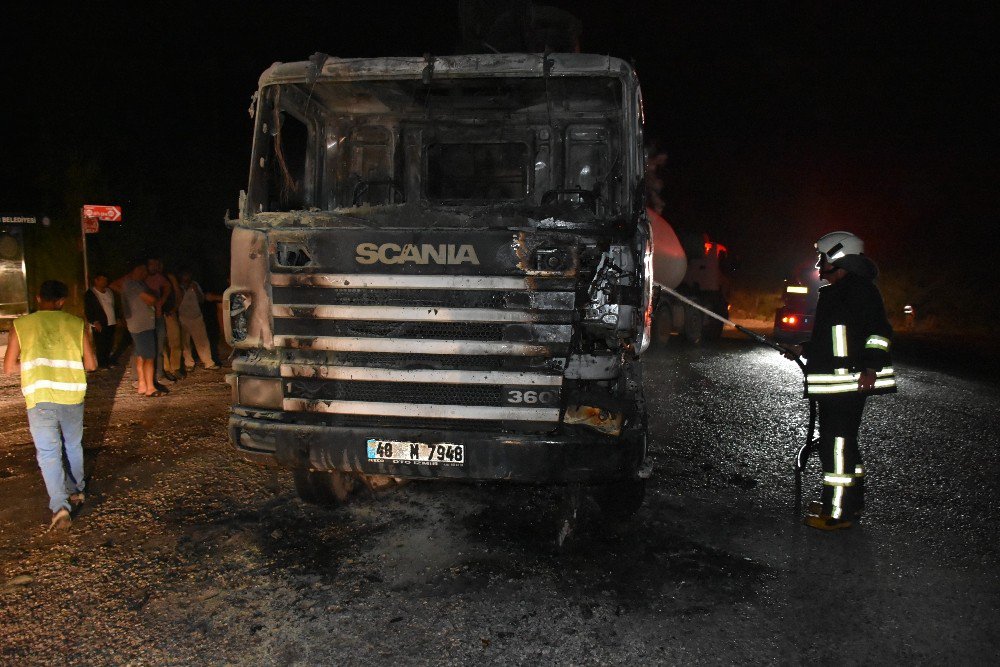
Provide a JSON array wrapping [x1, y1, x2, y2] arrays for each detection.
[[49, 508, 72, 531], [146, 390, 166, 397]]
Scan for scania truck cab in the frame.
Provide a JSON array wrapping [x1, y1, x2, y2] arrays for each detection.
[[225, 52, 682, 514]]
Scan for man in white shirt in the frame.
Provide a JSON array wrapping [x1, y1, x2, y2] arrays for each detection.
[[83, 272, 118, 369]]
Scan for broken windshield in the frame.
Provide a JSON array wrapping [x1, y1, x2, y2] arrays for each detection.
[[246, 75, 629, 217]]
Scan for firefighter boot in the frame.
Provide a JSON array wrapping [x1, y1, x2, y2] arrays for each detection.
[[803, 514, 853, 531], [808, 499, 862, 520]]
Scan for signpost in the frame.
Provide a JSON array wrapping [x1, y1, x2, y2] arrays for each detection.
[[82, 205, 122, 222], [80, 204, 123, 290]]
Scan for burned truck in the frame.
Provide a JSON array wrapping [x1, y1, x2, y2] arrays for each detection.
[[225, 52, 683, 515]]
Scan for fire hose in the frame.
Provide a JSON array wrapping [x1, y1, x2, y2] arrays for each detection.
[[657, 286, 816, 514]]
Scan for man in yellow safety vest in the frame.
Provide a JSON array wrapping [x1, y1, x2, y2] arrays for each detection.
[[4, 280, 97, 530]]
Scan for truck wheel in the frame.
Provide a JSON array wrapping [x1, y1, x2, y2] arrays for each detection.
[[683, 305, 703, 345], [594, 479, 646, 522], [703, 317, 724, 341], [293, 469, 357, 506], [702, 297, 728, 341]]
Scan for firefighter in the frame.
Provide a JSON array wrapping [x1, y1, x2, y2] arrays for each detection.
[[783, 231, 896, 531]]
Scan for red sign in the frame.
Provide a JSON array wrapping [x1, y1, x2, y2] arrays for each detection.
[[83, 217, 100, 234], [82, 204, 122, 222]]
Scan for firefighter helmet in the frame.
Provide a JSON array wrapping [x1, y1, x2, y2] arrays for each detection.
[[815, 231, 864, 270]]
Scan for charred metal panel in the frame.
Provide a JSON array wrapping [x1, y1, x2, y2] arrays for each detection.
[[271, 319, 571, 343], [269, 272, 576, 291], [283, 378, 562, 410], [283, 399, 559, 422], [279, 364, 562, 386], [273, 336, 556, 357], [259, 54, 634, 89], [238, 349, 566, 374], [564, 354, 621, 380], [268, 229, 579, 277], [270, 285, 574, 310], [272, 305, 569, 324]]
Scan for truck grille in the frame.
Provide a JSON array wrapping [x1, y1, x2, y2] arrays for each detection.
[[273, 319, 569, 342], [272, 286, 574, 310], [287, 379, 504, 406], [316, 352, 563, 372], [270, 271, 574, 430]]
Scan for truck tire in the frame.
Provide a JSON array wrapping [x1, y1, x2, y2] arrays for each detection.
[[293, 469, 357, 506], [683, 304, 703, 345], [703, 315, 724, 341], [702, 295, 728, 341]]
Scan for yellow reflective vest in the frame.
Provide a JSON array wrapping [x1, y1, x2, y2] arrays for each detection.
[[13, 311, 87, 409]]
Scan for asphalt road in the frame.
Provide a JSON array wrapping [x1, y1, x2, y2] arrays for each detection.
[[1, 333, 997, 665]]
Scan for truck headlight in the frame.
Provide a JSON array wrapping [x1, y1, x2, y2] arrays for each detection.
[[228, 292, 252, 343], [236, 376, 283, 409], [225, 227, 272, 349]]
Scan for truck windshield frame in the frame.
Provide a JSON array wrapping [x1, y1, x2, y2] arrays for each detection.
[[246, 75, 629, 216]]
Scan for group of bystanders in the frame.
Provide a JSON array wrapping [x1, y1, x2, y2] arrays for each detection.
[[101, 257, 221, 396]]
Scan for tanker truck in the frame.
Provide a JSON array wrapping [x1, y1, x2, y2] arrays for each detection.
[[650, 221, 732, 345]]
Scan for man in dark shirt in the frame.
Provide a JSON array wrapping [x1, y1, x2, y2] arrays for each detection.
[[146, 257, 180, 383], [784, 232, 896, 531], [84, 272, 118, 368]]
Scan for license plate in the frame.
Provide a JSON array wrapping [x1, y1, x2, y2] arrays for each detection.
[[366, 439, 465, 467]]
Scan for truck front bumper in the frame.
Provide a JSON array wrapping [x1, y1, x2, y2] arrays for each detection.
[[229, 414, 644, 484]]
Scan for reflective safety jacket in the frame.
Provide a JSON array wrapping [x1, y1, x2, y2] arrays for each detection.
[[802, 265, 896, 398], [13, 311, 87, 409]]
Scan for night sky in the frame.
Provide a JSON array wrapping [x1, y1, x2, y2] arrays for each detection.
[[3, 2, 996, 320]]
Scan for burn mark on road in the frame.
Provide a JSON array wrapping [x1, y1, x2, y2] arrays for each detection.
[[462, 486, 773, 610]]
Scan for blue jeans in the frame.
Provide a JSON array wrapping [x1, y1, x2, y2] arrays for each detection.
[[27, 402, 85, 513]]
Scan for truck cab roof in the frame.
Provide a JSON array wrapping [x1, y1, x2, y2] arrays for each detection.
[[259, 52, 636, 87]]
